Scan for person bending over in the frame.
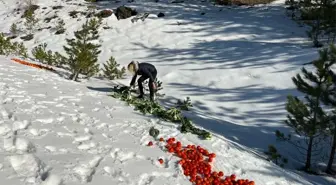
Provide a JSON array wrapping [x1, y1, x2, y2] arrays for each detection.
[[127, 61, 157, 101]]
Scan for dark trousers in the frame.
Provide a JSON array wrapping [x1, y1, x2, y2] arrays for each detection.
[[137, 72, 157, 99]]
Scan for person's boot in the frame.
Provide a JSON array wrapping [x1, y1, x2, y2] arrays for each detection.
[[149, 88, 156, 102], [137, 94, 144, 99], [150, 94, 156, 102]]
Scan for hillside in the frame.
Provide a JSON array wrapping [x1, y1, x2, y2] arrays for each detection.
[[0, 0, 336, 185]]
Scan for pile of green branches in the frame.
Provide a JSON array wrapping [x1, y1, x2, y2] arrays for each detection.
[[111, 86, 211, 140]]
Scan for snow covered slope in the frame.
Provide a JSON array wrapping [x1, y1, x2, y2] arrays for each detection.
[[0, 55, 329, 185], [0, 0, 335, 184]]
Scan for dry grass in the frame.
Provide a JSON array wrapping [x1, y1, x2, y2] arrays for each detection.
[[214, 0, 276, 6]]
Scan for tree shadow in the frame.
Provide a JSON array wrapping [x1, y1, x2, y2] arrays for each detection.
[[252, 165, 336, 185], [157, 83, 298, 152], [92, 0, 314, 72], [87, 86, 114, 92]]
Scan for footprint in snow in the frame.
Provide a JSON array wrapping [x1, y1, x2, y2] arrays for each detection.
[[32, 94, 47, 97], [92, 107, 100, 112], [138, 172, 174, 185], [110, 148, 138, 163], [3, 131, 36, 154], [96, 123, 108, 130], [44, 146, 57, 153], [73, 135, 92, 144], [12, 120, 31, 131], [72, 156, 103, 183], [40, 174, 64, 185], [0, 108, 13, 120], [36, 118, 54, 124], [77, 141, 97, 150], [0, 124, 11, 136], [232, 165, 246, 176], [102, 166, 131, 184], [8, 153, 49, 182]]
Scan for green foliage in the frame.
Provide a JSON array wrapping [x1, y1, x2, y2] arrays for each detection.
[[63, 17, 102, 81], [102, 56, 126, 80], [10, 23, 19, 36], [55, 19, 66, 34], [0, 33, 28, 58], [265, 145, 288, 168], [20, 34, 34, 41], [275, 130, 291, 141], [280, 45, 335, 171], [176, 97, 193, 111], [285, 0, 336, 46], [31, 43, 65, 66], [144, 78, 163, 93], [24, 8, 38, 34], [317, 44, 336, 174], [32, 43, 52, 64], [111, 85, 211, 140]]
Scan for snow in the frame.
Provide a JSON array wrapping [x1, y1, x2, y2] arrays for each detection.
[[0, 0, 335, 185]]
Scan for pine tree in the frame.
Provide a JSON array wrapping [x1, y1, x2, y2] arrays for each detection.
[[319, 44, 336, 174], [10, 23, 19, 36], [63, 18, 102, 81], [282, 47, 334, 172], [323, 4, 336, 44], [286, 0, 336, 46], [102, 56, 126, 80], [24, 8, 38, 35]]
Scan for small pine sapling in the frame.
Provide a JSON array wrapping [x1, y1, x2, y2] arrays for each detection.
[[13, 42, 29, 59], [32, 43, 53, 65], [0, 32, 28, 58], [10, 23, 19, 36], [264, 145, 288, 167], [143, 78, 164, 95], [55, 19, 66, 34], [63, 17, 102, 81], [102, 56, 126, 80], [24, 8, 38, 35], [176, 97, 193, 111], [277, 48, 334, 172]]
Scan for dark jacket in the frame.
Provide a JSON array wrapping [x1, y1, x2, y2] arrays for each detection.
[[130, 63, 157, 86]]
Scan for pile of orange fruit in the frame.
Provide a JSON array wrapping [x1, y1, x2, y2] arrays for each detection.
[[11, 58, 55, 71], [148, 137, 255, 185]]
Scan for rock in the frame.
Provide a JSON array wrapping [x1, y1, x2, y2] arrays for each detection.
[[37, 26, 52, 31], [157, 12, 165, 17], [20, 34, 34, 41], [7, 35, 17, 40], [55, 29, 66, 35], [114, 6, 137, 20], [69, 11, 86, 18], [95, 9, 113, 18], [52, 6, 63, 10], [103, 26, 112, 30]]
